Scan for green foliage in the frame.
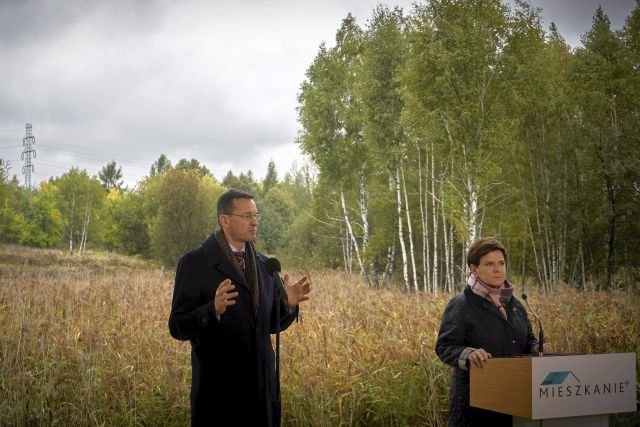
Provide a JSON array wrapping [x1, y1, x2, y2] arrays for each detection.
[[0, 163, 25, 243], [360, 5, 407, 169], [175, 158, 213, 178], [19, 181, 64, 248], [296, 0, 640, 290], [297, 13, 366, 186], [257, 186, 295, 254], [103, 189, 150, 256], [569, 5, 640, 288], [262, 160, 278, 196], [52, 168, 106, 253], [222, 170, 259, 195], [149, 154, 172, 176], [148, 169, 224, 265], [98, 160, 124, 190]]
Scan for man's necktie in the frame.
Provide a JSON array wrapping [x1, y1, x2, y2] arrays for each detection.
[[233, 250, 245, 273]]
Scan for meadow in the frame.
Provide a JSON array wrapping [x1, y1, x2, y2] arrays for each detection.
[[0, 245, 638, 426]]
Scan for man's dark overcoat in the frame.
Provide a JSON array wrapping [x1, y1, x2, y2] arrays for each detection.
[[436, 286, 538, 427], [169, 234, 298, 427]]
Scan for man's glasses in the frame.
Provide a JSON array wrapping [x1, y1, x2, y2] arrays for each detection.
[[225, 213, 262, 221]]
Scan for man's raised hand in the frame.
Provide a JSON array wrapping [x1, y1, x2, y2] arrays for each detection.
[[283, 274, 311, 309], [214, 279, 238, 316]]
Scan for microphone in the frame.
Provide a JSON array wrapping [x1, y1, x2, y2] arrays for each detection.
[[521, 293, 544, 357], [266, 257, 287, 301]]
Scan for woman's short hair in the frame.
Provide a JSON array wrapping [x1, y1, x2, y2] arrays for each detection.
[[467, 237, 507, 267]]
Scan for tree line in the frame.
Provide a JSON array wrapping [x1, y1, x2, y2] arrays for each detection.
[[296, 0, 639, 291], [1, 0, 638, 292], [0, 155, 314, 267]]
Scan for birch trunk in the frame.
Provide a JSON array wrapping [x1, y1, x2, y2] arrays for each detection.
[[395, 168, 409, 291], [68, 194, 76, 254], [401, 166, 419, 292], [383, 241, 396, 288], [78, 199, 91, 256], [449, 223, 455, 292], [431, 150, 439, 293], [342, 232, 349, 275], [340, 190, 365, 276], [417, 145, 429, 292], [465, 176, 479, 248], [358, 170, 372, 286]]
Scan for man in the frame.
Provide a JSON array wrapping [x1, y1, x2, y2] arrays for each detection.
[[169, 189, 311, 426]]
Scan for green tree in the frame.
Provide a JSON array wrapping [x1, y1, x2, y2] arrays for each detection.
[[104, 188, 151, 256], [257, 186, 295, 253], [175, 158, 213, 178], [262, 160, 278, 195], [19, 181, 64, 247], [0, 172, 27, 244], [98, 160, 124, 190], [222, 170, 259, 195], [360, 5, 413, 288], [571, 6, 640, 288], [53, 168, 106, 254], [150, 154, 172, 176], [149, 169, 225, 265], [298, 14, 377, 280]]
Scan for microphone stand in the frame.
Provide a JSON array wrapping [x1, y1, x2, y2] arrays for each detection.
[[274, 273, 282, 425], [522, 293, 544, 357]]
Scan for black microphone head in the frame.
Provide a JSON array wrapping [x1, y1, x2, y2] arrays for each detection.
[[521, 293, 528, 300], [266, 257, 281, 275]]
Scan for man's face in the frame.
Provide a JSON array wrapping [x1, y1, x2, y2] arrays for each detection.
[[221, 198, 259, 246]]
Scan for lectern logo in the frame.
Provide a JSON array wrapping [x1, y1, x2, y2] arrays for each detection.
[[539, 370, 630, 399], [541, 371, 581, 386]]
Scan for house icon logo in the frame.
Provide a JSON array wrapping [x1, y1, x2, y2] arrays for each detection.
[[541, 371, 581, 386]]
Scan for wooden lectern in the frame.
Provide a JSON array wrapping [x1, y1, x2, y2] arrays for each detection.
[[470, 353, 637, 427]]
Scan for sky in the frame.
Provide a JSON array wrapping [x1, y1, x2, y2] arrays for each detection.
[[0, 0, 636, 188]]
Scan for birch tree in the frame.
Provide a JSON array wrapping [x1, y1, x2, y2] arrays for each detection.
[[359, 5, 413, 289], [53, 168, 105, 254], [298, 15, 372, 280]]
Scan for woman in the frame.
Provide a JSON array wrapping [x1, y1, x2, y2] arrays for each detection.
[[435, 237, 539, 427]]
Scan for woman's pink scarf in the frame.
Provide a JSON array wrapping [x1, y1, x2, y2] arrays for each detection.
[[468, 274, 514, 319]]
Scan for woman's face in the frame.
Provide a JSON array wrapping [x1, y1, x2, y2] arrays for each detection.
[[471, 250, 506, 288]]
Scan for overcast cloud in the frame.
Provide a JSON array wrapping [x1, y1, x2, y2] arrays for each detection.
[[0, 0, 636, 187]]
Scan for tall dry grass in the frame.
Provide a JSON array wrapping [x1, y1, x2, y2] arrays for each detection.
[[0, 244, 638, 426]]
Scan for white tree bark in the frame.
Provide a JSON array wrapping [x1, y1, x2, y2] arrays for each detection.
[[431, 149, 439, 293], [383, 241, 395, 288], [401, 166, 419, 292], [449, 223, 456, 293], [359, 170, 369, 251], [465, 176, 479, 249], [358, 170, 373, 286], [340, 190, 365, 276], [417, 145, 429, 292], [68, 193, 76, 254], [78, 198, 92, 256], [395, 168, 409, 291]]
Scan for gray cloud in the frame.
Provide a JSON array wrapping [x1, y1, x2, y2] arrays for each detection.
[[0, 0, 637, 187], [529, 0, 636, 46]]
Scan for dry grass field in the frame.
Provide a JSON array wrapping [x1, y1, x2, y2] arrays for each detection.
[[0, 244, 638, 426]]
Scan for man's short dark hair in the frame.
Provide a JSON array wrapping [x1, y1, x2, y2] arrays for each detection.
[[467, 237, 507, 267], [217, 189, 254, 220]]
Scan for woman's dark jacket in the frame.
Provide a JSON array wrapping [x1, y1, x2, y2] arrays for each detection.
[[436, 285, 538, 427], [168, 234, 298, 427]]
